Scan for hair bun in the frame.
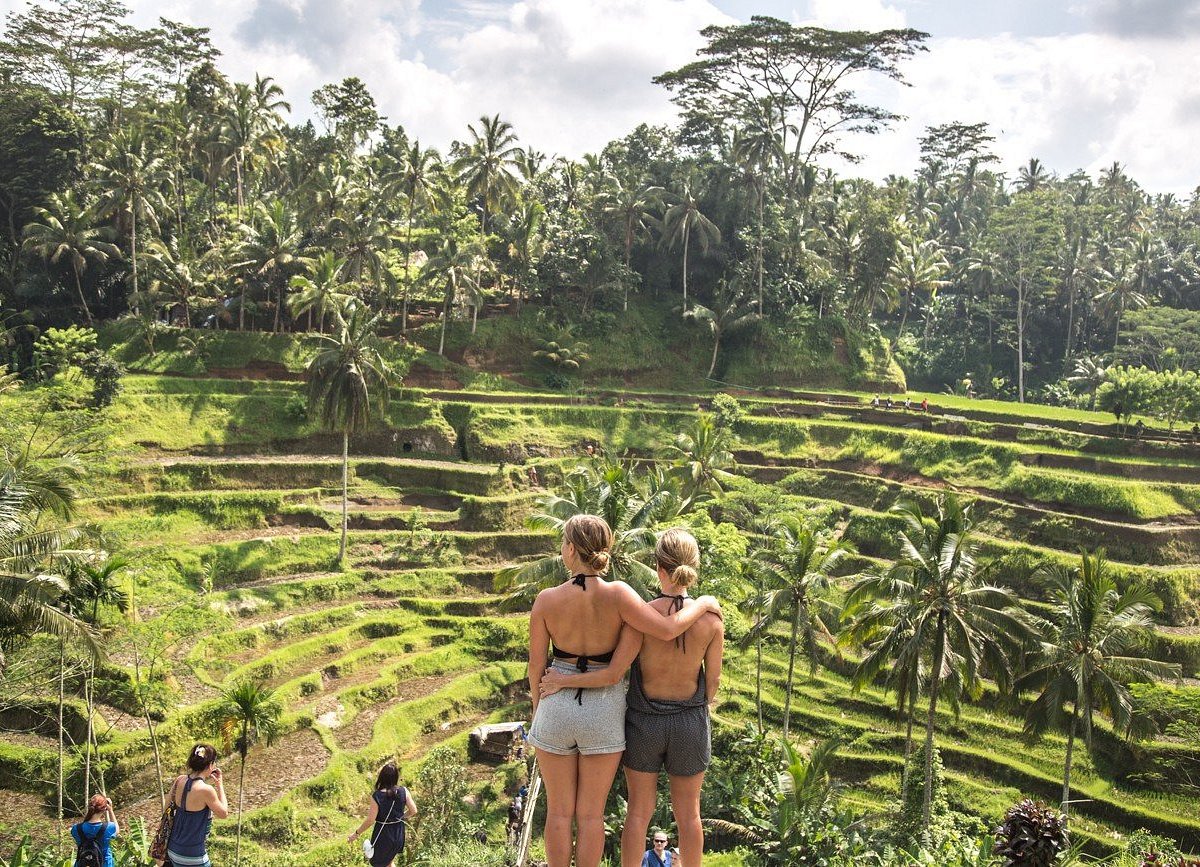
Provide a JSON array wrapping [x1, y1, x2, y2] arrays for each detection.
[[671, 564, 699, 588], [590, 550, 611, 571]]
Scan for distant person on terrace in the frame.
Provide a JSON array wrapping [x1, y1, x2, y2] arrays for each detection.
[[526, 515, 721, 867], [540, 528, 724, 867]]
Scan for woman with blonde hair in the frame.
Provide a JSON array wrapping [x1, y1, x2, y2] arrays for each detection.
[[527, 515, 721, 867], [541, 527, 724, 867]]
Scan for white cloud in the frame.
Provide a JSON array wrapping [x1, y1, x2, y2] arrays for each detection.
[[804, 0, 906, 30]]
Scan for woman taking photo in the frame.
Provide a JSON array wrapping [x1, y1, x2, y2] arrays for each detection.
[[527, 515, 721, 867], [165, 744, 229, 867], [71, 794, 118, 867], [541, 528, 724, 867], [347, 761, 417, 867]]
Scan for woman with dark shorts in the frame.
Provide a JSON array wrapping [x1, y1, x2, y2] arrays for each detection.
[[527, 516, 721, 867], [347, 761, 417, 867], [541, 528, 723, 867]]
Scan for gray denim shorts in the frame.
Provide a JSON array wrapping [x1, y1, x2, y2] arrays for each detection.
[[527, 661, 627, 756]]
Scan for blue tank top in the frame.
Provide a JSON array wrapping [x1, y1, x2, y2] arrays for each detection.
[[168, 776, 212, 859]]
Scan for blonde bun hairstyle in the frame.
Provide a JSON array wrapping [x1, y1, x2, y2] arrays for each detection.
[[563, 514, 614, 575], [656, 527, 700, 589]]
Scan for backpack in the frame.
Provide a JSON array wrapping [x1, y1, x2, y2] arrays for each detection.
[[74, 822, 105, 867]]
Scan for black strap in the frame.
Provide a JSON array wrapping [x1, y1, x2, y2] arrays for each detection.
[[571, 573, 594, 590], [370, 790, 399, 846], [656, 593, 688, 652], [551, 646, 616, 705]]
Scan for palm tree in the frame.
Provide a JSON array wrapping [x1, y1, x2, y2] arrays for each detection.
[[1067, 356, 1109, 410], [661, 178, 721, 309], [598, 174, 661, 310], [506, 200, 546, 313], [215, 679, 282, 867], [887, 237, 949, 349], [1016, 550, 1180, 816], [454, 115, 522, 237], [144, 236, 220, 328], [1017, 158, 1050, 193], [494, 460, 689, 604], [93, 129, 172, 318], [388, 141, 446, 333], [683, 279, 760, 378], [22, 192, 120, 326], [421, 236, 486, 357], [234, 199, 311, 332], [744, 517, 851, 738], [289, 252, 352, 334], [1099, 232, 1163, 350], [842, 495, 1029, 828], [221, 76, 290, 220], [327, 206, 396, 315], [305, 301, 392, 563], [669, 413, 737, 504], [708, 738, 848, 865], [66, 556, 129, 801], [732, 122, 784, 315]]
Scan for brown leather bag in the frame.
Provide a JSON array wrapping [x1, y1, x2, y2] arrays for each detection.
[[148, 776, 181, 861]]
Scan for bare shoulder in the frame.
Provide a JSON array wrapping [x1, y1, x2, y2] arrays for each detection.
[[600, 578, 636, 600], [700, 610, 725, 635]]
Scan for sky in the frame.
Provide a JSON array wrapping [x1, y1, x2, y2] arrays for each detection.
[[5, 0, 1200, 194]]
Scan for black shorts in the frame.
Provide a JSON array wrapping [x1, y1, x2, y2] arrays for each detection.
[[622, 705, 711, 777]]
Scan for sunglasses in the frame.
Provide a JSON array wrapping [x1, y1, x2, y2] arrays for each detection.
[[654, 840, 668, 844]]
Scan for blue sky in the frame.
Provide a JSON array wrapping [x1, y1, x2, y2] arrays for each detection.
[[5, 0, 1200, 193]]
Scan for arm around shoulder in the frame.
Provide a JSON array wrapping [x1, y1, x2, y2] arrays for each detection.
[[616, 584, 718, 642]]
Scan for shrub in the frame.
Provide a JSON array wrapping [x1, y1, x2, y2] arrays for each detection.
[[83, 349, 124, 407], [993, 799, 1069, 867], [283, 393, 308, 422]]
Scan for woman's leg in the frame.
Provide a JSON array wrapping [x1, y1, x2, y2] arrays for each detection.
[[668, 772, 705, 867], [621, 768, 659, 867], [573, 751, 624, 867], [538, 751, 579, 867]]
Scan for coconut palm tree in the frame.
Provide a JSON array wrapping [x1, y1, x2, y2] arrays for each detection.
[[221, 76, 290, 220], [305, 300, 392, 563], [506, 200, 546, 313], [66, 556, 129, 801], [234, 199, 311, 332], [454, 114, 522, 237], [887, 237, 949, 349], [744, 517, 852, 738], [421, 236, 486, 357], [598, 174, 661, 310], [494, 459, 689, 605], [669, 413, 737, 504], [1099, 231, 1163, 350], [289, 252, 352, 334], [388, 141, 447, 333], [683, 278, 760, 378], [661, 177, 721, 310], [842, 495, 1030, 828], [1016, 550, 1180, 816], [22, 192, 120, 326], [1017, 158, 1051, 193], [93, 128, 171, 318], [327, 205, 396, 315], [144, 236, 220, 328], [215, 679, 282, 867], [732, 122, 785, 315]]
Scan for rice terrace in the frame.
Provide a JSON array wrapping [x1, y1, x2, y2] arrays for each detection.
[[2, 2, 1200, 867]]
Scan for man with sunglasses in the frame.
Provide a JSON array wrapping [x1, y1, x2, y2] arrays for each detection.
[[641, 832, 674, 867]]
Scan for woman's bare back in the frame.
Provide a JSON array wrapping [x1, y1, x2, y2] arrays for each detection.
[[535, 577, 627, 660], [637, 597, 721, 701]]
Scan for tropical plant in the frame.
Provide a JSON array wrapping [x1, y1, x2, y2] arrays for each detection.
[[214, 678, 282, 867], [842, 495, 1030, 827], [661, 176, 720, 309], [682, 278, 760, 378], [389, 141, 447, 333], [887, 236, 949, 349], [669, 413, 737, 504], [22, 192, 121, 326], [288, 252, 351, 334], [744, 517, 851, 737], [598, 173, 661, 310], [305, 300, 392, 562], [421, 235, 486, 356], [1016, 550, 1180, 815], [454, 114, 522, 237], [234, 199, 311, 332], [993, 799, 1069, 867], [532, 336, 589, 370]]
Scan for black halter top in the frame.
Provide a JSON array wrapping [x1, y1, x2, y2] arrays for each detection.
[[551, 574, 616, 705]]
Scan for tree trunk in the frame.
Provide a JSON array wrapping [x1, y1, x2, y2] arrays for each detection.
[[1017, 275, 1026, 403], [921, 614, 947, 829], [624, 221, 633, 312], [131, 207, 141, 317], [273, 279, 282, 333], [783, 602, 801, 739], [58, 641, 65, 849], [235, 155, 244, 223], [438, 290, 451, 357], [1062, 700, 1079, 817], [707, 332, 720, 379], [402, 198, 415, 335], [471, 300, 478, 334], [132, 642, 166, 810], [757, 182, 765, 317], [73, 265, 94, 326], [236, 743, 247, 867], [681, 225, 690, 310], [1064, 275, 1075, 361], [895, 286, 912, 346], [339, 429, 349, 564], [83, 659, 94, 802], [900, 687, 915, 793]]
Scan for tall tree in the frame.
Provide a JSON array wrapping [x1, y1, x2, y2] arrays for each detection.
[[288, 252, 351, 334], [22, 191, 120, 325], [745, 516, 852, 738], [388, 141, 446, 333], [886, 236, 948, 350], [597, 173, 661, 311], [305, 301, 392, 563], [215, 679, 281, 867], [421, 236, 485, 357], [682, 278, 760, 377], [1017, 551, 1180, 816], [234, 199, 310, 332], [454, 114, 521, 237], [843, 495, 1029, 828], [662, 177, 720, 309]]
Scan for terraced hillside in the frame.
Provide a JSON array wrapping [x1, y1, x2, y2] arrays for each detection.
[[2, 355, 1199, 864]]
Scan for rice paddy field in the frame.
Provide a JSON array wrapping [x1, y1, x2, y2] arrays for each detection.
[[2, 339, 1199, 866]]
